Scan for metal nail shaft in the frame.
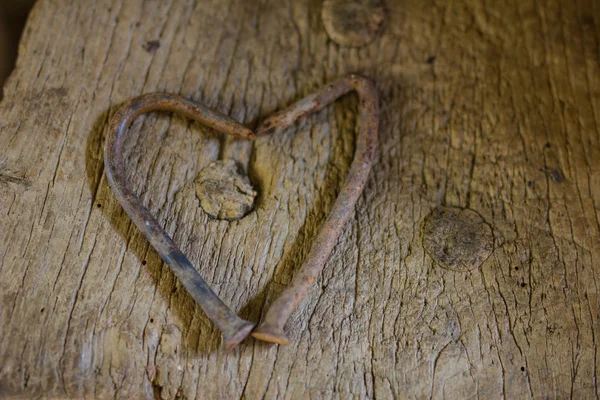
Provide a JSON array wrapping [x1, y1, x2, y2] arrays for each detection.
[[251, 74, 379, 344], [104, 75, 378, 349], [104, 93, 256, 350]]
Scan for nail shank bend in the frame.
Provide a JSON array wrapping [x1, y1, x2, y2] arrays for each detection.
[[103, 75, 379, 348], [104, 94, 256, 350], [252, 75, 379, 344]]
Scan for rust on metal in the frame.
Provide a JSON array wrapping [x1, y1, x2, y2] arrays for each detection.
[[104, 93, 256, 350], [104, 74, 379, 349], [251, 74, 379, 344]]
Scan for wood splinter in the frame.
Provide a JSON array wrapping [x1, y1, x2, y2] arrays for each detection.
[[104, 74, 379, 349]]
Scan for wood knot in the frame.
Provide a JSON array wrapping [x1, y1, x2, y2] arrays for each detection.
[[422, 207, 494, 272], [195, 160, 257, 221], [321, 0, 385, 47]]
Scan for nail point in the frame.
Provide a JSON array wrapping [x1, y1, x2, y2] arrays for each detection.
[[223, 320, 256, 350]]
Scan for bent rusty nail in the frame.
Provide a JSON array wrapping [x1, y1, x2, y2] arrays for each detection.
[[251, 74, 379, 344], [104, 93, 256, 350]]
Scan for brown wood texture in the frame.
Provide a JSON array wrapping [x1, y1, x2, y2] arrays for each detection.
[[1, 0, 599, 398]]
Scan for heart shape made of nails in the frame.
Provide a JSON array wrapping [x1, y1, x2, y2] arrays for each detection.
[[104, 74, 379, 350]]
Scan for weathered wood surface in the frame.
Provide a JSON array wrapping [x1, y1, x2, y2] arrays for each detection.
[[1, 0, 599, 398]]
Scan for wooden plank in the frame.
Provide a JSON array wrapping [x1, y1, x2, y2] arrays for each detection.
[[0, 0, 599, 398]]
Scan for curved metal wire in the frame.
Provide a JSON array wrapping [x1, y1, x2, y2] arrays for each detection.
[[104, 94, 256, 350], [103, 75, 379, 349], [251, 75, 379, 344]]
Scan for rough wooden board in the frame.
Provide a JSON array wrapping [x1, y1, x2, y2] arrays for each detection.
[[1, 0, 599, 398]]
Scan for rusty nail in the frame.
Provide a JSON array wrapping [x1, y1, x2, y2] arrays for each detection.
[[104, 93, 257, 350], [104, 74, 378, 348], [251, 74, 379, 344]]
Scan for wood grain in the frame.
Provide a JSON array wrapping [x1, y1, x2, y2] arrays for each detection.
[[1, 0, 599, 398]]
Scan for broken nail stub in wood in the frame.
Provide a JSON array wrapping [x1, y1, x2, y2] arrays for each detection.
[[104, 74, 379, 349]]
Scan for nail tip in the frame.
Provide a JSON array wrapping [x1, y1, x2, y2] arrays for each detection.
[[223, 320, 256, 350]]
